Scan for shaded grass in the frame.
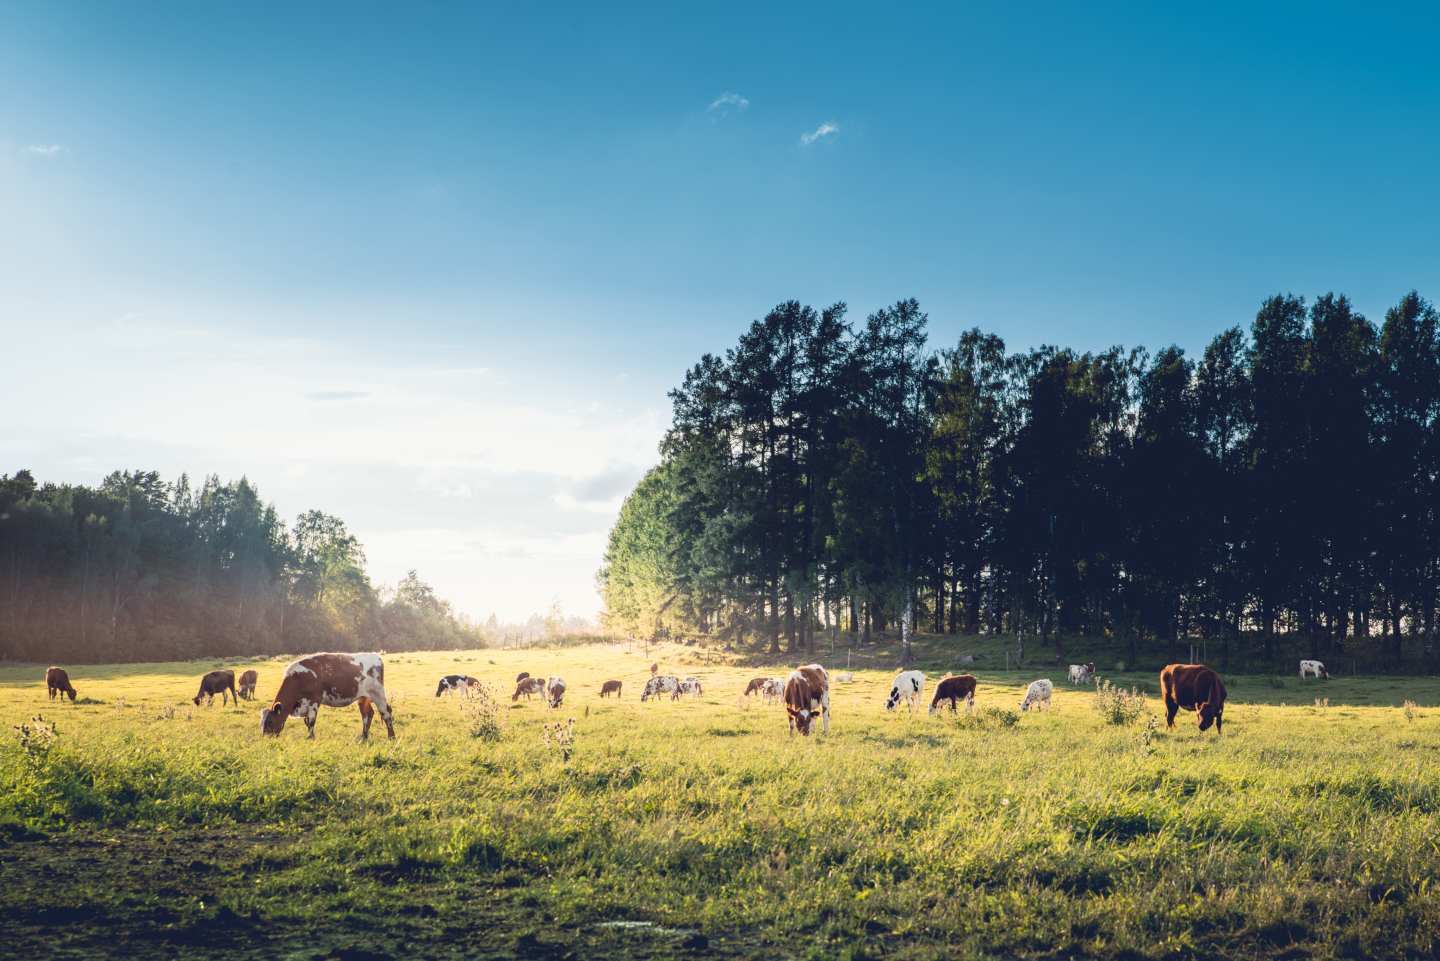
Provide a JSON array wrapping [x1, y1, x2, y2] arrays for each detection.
[[3, 644, 1440, 959]]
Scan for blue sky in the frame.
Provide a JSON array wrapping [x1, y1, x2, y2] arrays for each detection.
[[3, 2, 1438, 620]]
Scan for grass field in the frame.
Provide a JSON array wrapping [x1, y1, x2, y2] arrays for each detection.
[[3, 642, 1440, 960]]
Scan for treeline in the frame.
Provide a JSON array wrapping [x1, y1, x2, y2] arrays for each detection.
[[0, 469, 486, 662], [599, 292, 1440, 669]]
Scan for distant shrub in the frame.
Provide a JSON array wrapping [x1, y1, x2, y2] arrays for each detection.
[[1094, 679, 1145, 726], [1403, 699, 1418, 723], [1138, 715, 1159, 752], [542, 718, 577, 763], [982, 707, 1019, 728], [1314, 697, 1329, 711]]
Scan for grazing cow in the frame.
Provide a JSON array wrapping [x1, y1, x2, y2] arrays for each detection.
[[1161, 663, 1227, 734], [784, 664, 830, 736], [1299, 659, 1329, 680], [545, 676, 567, 708], [600, 679, 623, 698], [834, 671, 856, 683], [674, 676, 703, 700], [641, 675, 680, 701], [512, 677, 546, 701], [929, 674, 978, 714], [516, 671, 531, 684], [1068, 662, 1096, 685], [435, 674, 481, 697], [260, 652, 395, 740], [45, 667, 76, 702], [885, 670, 926, 713], [744, 677, 770, 698], [1019, 678, 1054, 712], [193, 669, 238, 707], [745, 677, 783, 704], [238, 670, 258, 700]]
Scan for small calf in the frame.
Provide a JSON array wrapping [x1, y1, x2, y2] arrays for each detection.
[[929, 674, 977, 714], [600, 679, 623, 698], [238, 670, 259, 700], [194, 669, 238, 707], [1019, 678, 1053, 712], [46, 667, 76, 702], [512, 677, 546, 701], [885, 670, 926, 713], [674, 676, 703, 700]]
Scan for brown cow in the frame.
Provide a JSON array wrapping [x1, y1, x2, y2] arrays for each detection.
[[260, 652, 394, 740], [743, 677, 769, 698], [238, 669, 259, 700], [600, 679, 622, 698], [1161, 663, 1227, 734], [784, 664, 830, 736], [649, 663, 658, 675], [46, 667, 76, 702], [928, 674, 977, 714], [193, 669, 238, 706], [512, 676, 546, 701]]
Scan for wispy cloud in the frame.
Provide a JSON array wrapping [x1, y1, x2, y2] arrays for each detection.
[[306, 390, 371, 402], [708, 91, 750, 116], [26, 144, 67, 157], [800, 121, 839, 146]]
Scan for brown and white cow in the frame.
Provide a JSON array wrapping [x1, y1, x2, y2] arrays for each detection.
[[238, 669, 259, 700], [1160, 663, 1226, 734], [45, 666, 76, 702], [193, 669, 239, 706], [600, 679, 623, 698], [260, 652, 395, 740], [928, 674, 977, 714], [545, 676, 566, 708], [784, 664, 830, 736], [436, 674, 482, 697], [512, 676, 546, 701]]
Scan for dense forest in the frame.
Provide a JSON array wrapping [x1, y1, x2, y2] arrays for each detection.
[[598, 292, 1440, 671], [0, 470, 488, 662]]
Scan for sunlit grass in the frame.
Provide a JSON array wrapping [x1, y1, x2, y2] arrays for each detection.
[[3, 644, 1439, 959]]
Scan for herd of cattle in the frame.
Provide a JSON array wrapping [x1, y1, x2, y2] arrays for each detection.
[[38, 654, 1339, 741]]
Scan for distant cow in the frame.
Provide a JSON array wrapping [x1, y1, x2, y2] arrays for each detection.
[[834, 671, 855, 683], [1161, 663, 1227, 734], [674, 676, 703, 700], [436, 674, 481, 697], [512, 677, 546, 701], [193, 670, 238, 707], [744, 677, 783, 704], [516, 671, 531, 684], [929, 674, 977, 714], [957, 654, 975, 665], [45, 667, 76, 702], [649, 663, 659, 675], [238, 670, 258, 700], [1019, 678, 1054, 712], [545, 676, 566, 708], [600, 679, 623, 698], [260, 652, 395, 740], [1299, 659, 1329, 680], [1068, 662, 1096, 685], [641, 676, 680, 701], [784, 664, 830, 736], [885, 670, 926, 713]]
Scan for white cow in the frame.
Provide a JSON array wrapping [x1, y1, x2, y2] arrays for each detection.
[[1299, 659, 1329, 680], [545, 676, 567, 708], [1019, 678, 1054, 712], [834, 671, 856, 683], [674, 676, 703, 700], [884, 670, 926, 713], [1067, 662, 1096, 685], [641, 675, 681, 702]]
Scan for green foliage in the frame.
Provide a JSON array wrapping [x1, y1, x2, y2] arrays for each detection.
[[1093, 678, 1146, 726]]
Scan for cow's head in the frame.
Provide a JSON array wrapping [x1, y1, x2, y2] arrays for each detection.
[[1197, 701, 1221, 731], [260, 701, 289, 736], [884, 687, 901, 711], [791, 706, 817, 735], [192, 694, 203, 706]]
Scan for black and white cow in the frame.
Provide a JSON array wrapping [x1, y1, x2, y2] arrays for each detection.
[[641, 675, 680, 701]]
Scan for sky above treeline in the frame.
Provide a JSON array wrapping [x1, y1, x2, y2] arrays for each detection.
[[3, 2, 1438, 621]]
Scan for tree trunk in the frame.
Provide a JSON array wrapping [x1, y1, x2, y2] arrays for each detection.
[[901, 590, 913, 666]]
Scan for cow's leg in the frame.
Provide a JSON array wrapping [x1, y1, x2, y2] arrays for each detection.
[[304, 708, 318, 739], [1164, 697, 1178, 729], [1215, 712, 1223, 735], [368, 689, 396, 739], [821, 694, 830, 734], [357, 697, 374, 740]]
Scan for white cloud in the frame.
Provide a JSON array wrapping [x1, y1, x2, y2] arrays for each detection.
[[800, 121, 839, 145], [708, 92, 750, 115], [26, 144, 67, 157]]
